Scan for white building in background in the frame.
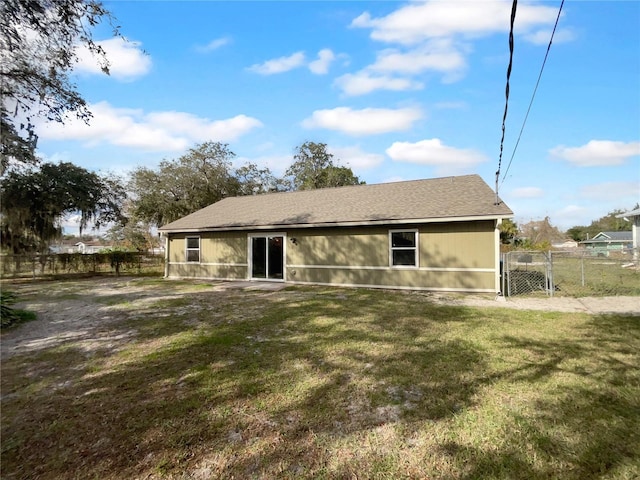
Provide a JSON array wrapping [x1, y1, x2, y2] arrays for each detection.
[[74, 241, 112, 254], [617, 208, 640, 261]]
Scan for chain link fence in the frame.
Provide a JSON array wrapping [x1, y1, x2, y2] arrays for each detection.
[[502, 250, 640, 297], [502, 251, 553, 297], [0, 253, 164, 279]]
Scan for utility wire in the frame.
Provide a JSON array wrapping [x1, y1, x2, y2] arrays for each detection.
[[501, 0, 565, 186], [495, 0, 518, 204]]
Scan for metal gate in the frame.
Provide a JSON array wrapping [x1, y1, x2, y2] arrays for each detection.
[[502, 251, 554, 297]]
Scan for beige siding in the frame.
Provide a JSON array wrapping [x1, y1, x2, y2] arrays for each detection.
[[286, 221, 497, 292], [168, 263, 247, 280], [166, 233, 247, 280], [166, 220, 498, 291], [422, 221, 495, 269], [288, 227, 389, 267], [287, 267, 495, 291]]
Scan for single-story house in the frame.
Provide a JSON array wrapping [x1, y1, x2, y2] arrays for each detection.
[[552, 239, 579, 250], [158, 174, 514, 293], [49, 240, 79, 254], [74, 241, 113, 254], [580, 231, 633, 256]]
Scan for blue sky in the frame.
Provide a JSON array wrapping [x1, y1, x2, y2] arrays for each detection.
[[33, 0, 640, 232]]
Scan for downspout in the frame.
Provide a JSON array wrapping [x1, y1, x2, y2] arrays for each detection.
[[162, 233, 169, 278], [495, 218, 503, 296], [634, 215, 639, 263]]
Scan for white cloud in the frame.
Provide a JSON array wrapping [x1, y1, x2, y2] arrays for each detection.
[[302, 107, 422, 136], [523, 28, 575, 46], [351, 1, 560, 45], [550, 140, 640, 167], [328, 145, 385, 170], [334, 72, 423, 96], [510, 187, 544, 198], [74, 38, 151, 80], [248, 51, 306, 75], [579, 182, 640, 202], [309, 49, 336, 75], [434, 101, 467, 110], [347, 1, 568, 88], [195, 37, 231, 53], [386, 138, 487, 175], [370, 40, 467, 75], [553, 205, 590, 229], [37, 101, 262, 151]]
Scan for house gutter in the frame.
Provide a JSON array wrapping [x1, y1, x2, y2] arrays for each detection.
[[158, 214, 515, 234]]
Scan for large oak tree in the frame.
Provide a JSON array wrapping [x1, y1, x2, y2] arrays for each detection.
[[0, 162, 126, 253], [0, 0, 118, 173], [129, 142, 243, 228], [285, 141, 363, 191]]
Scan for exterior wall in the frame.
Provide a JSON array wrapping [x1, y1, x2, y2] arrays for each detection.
[[286, 221, 497, 292], [164, 220, 499, 292], [166, 232, 248, 280]]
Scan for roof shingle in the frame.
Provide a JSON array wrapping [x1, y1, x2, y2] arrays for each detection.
[[159, 174, 513, 232]]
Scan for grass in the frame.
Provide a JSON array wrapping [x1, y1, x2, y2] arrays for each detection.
[[551, 256, 640, 296], [1, 279, 639, 479]]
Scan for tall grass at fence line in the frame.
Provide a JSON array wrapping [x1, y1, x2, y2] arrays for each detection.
[[551, 255, 640, 297], [502, 250, 639, 297]]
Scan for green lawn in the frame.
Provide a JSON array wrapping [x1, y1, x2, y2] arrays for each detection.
[[1, 279, 639, 479]]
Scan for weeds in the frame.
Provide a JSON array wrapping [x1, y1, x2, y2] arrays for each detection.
[[1, 280, 638, 479]]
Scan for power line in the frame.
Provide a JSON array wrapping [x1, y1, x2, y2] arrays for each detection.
[[495, 0, 518, 204], [501, 0, 565, 186]]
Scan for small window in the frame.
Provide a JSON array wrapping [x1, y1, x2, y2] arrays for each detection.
[[390, 230, 418, 267], [185, 237, 200, 263]]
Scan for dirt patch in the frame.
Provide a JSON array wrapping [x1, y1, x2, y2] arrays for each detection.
[[427, 292, 640, 315], [2, 277, 638, 361]]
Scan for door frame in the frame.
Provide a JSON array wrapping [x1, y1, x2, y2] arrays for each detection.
[[247, 232, 287, 282]]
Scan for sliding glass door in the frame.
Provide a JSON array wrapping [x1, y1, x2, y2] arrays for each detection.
[[250, 235, 284, 280]]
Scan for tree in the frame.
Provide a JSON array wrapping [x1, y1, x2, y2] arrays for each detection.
[[285, 141, 363, 190], [499, 218, 519, 245], [519, 216, 564, 250], [0, 162, 126, 253], [235, 163, 286, 195], [0, 0, 119, 172], [0, 108, 39, 175], [129, 142, 242, 227], [106, 219, 156, 252], [567, 207, 635, 241]]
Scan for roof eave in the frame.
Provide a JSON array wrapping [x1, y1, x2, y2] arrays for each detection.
[[159, 213, 514, 234]]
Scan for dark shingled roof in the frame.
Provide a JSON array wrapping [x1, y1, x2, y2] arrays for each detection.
[[159, 174, 513, 232], [581, 231, 633, 243]]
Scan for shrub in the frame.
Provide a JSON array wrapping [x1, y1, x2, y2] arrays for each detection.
[[1, 291, 19, 328], [1, 290, 36, 328]]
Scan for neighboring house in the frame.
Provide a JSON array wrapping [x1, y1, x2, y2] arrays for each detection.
[[158, 174, 514, 293], [552, 239, 579, 249], [49, 240, 78, 254], [75, 241, 112, 254], [580, 231, 633, 256], [617, 208, 640, 261]]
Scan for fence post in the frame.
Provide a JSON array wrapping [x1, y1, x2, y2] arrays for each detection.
[[547, 251, 554, 297], [503, 252, 512, 297], [581, 252, 585, 287]]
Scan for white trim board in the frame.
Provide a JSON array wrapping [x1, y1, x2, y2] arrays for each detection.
[[287, 264, 494, 273]]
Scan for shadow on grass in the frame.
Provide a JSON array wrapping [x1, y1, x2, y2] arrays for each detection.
[[2, 286, 639, 479], [439, 314, 640, 479], [1, 287, 488, 478]]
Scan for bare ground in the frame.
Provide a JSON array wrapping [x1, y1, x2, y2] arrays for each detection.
[[1, 277, 638, 361]]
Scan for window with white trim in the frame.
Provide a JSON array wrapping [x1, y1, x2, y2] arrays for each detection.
[[185, 236, 200, 263], [389, 230, 418, 267]]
